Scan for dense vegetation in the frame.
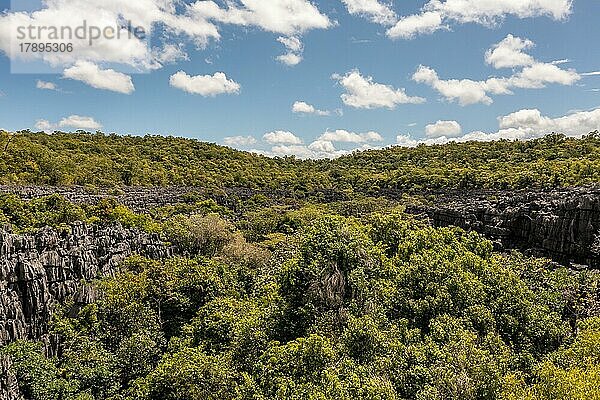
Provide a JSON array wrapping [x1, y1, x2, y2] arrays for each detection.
[[1, 193, 600, 400], [2, 130, 600, 399], [2, 130, 600, 191]]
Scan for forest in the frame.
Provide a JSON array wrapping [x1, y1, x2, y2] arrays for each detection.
[[1, 131, 600, 400], [2, 130, 600, 191]]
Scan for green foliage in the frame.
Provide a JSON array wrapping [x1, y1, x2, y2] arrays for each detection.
[[502, 317, 600, 400], [162, 213, 235, 257], [2, 131, 600, 190], [1, 341, 77, 400], [2, 208, 599, 400]]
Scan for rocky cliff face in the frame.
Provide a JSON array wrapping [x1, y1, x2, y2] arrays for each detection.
[[0, 222, 170, 347], [411, 187, 600, 268], [0, 222, 171, 400]]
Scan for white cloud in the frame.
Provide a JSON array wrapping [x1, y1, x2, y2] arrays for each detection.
[[224, 135, 257, 146], [396, 107, 600, 147], [63, 61, 135, 94], [34, 119, 54, 131], [153, 44, 189, 66], [413, 65, 510, 106], [485, 34, 535, 69], [263, 130, 303, 145], [169, 71, 240, 96], [388, 0, 572, 39], [0, 0, 219, 70], [36, 80, 58, 91], [318, 129, 383, 143], [276, 53, 303, 66], [387, 11, 443, 39], [509, 62, 580, 88], [190, 0, 331, 36], [269, 141, 371, 159], [270, 144, 316, 158], [413, 35, 581, 106], [277, 36, 304, 66], [292, 101, 330, 116], [333, 70, 425, 109], [582, 71, 600, 76], [342, 0, 397, 25], [278, 36, 303, 53], [254, 128, 383, 159], [0, 0, 331, 75], [496, 108, 600, 138], [308, 139, 336, 153], [59, 115, 103, 130], [425, 120, 462, 138], [36, 115, 102, 132], [396, 134, 448, 147]]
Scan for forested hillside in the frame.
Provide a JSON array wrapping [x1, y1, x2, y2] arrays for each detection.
[[2, 130, 600, 190], [1, 131, 600, 400], [1, 194, 600, 400]]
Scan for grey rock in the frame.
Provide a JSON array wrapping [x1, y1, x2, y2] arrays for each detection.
[[408, 187, 600, 268]]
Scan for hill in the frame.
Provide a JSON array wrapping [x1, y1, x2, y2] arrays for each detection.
[[2, 130, 600, 191]]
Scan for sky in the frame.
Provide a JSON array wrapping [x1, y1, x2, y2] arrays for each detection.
[[0, 0, 599, 158]]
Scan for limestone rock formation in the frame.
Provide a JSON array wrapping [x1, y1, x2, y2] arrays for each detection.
[[0, 222, 170, 347], [411, 187, 600, 268]]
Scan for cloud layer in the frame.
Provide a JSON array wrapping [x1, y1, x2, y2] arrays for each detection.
[[413, 34, 580, 105], [35, 115, 103, 131], [397, 107, 600, 147], [387, 0, 573, 39]]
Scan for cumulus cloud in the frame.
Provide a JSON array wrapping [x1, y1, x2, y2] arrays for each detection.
[[396, 134, 449, 147], [169, 71, 240, 96], [224, 135, 257, 146], [425, 120, 462, 138], [34, 119, 54, 131], [386, 11, 443, 39], [387, 0, 572, 39], [308, 139, 336, 153], [36, 80, 59, 91], [263, 130, 303, 145], [413, 35, 581, 106], [59, 115, 103, 130], [485, 34, 535, 69], [0, 0, 331, 85], [268, 141, 372, 159], [258, 128, 381, 159], [292, 101, 330, 116], [276, 53, 303, 66], [509, 62, 580, 88], [333, 70, 425, 109], [0, 0, 219, 71], [277, 36, 304, 66], [190, 0, 331, 36], [341, 0, 397, 25], [396, 107, 600, 147], [413, 65, 510, 106], [318, 129, 383, 143], [35, 115, 103, 132], [63, 61, 135, 94]]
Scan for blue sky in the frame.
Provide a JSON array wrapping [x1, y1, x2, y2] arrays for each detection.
[[0, 0, 599, 157]]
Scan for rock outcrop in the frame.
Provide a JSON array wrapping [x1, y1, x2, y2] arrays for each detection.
[[0, 222, 171, 400], [0, 222, 170, 347], [410, 187, 600, 268]]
